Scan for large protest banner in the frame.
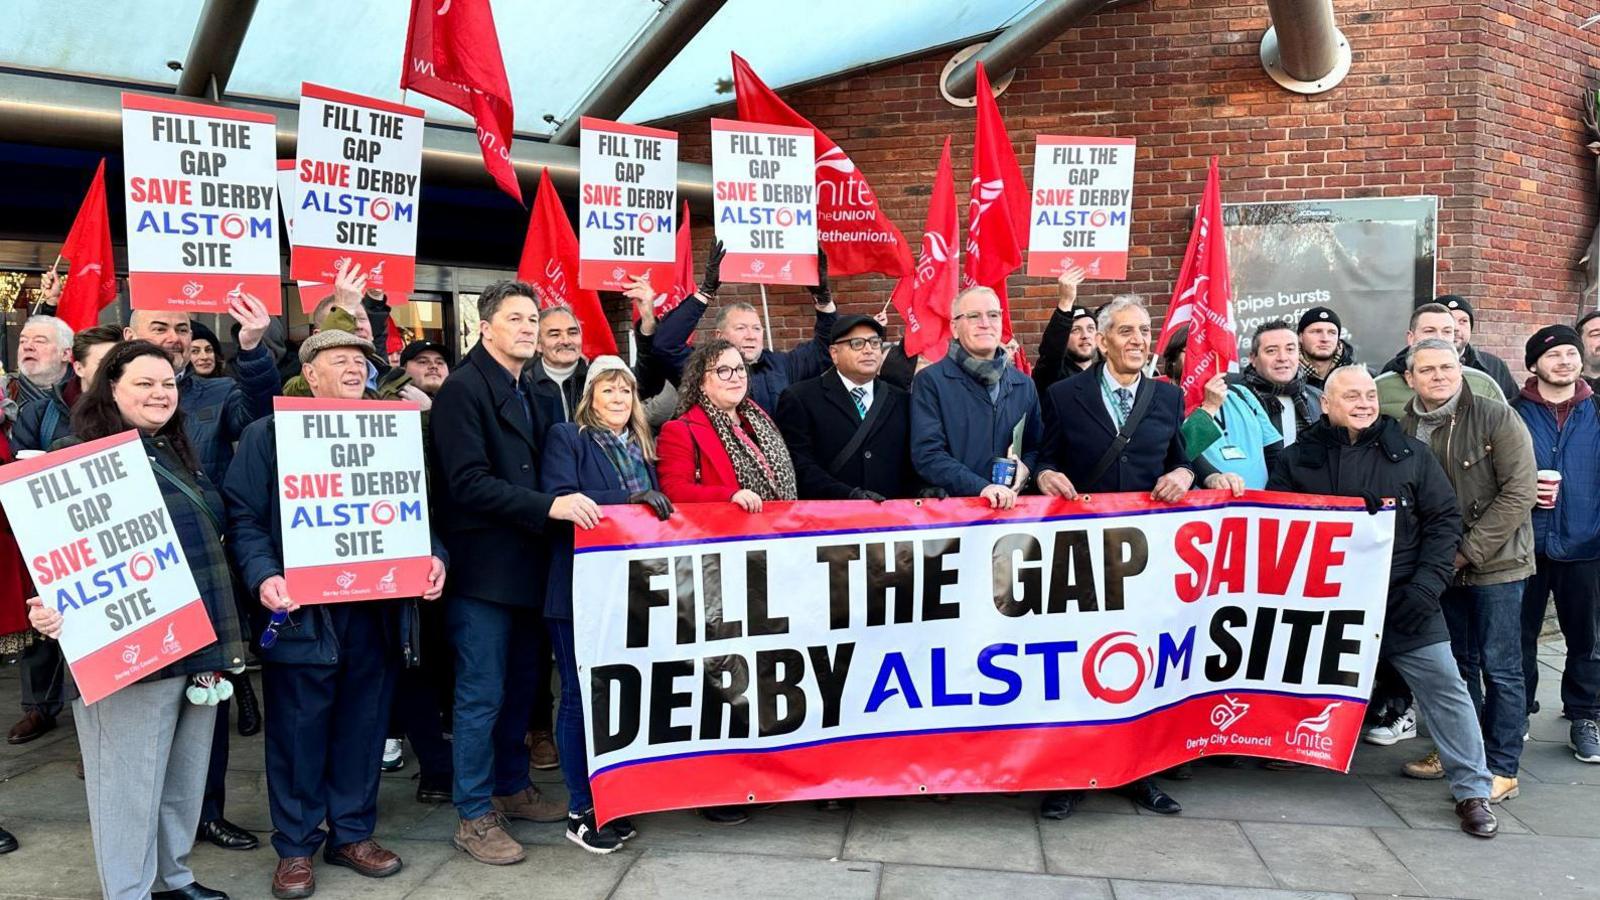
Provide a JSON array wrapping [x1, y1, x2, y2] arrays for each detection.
[[121, 93, 281, 314], [290, 83, 423, 302], [275, 159, 335, 313], [0, 432, 217, 705], [578, 118, 678, 292], [274, 397, 432, 603], [1027, 136, 1136, 280], [573, 491, 1393, 823], [710, 118, 818, 285]]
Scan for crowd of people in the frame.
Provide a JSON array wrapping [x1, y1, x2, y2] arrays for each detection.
[[1, 247, 1598, 899]]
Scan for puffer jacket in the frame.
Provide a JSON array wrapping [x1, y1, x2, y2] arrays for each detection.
[[1267, 415, 1463, 655], [181, 343, 279, 487], [1400, 387, 1536, 586]]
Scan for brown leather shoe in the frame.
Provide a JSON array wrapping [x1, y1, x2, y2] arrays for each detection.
[[271, 857, 315, 899], [323, 838, 402, 878], [7, 710, 55, 745], [454, 812, 526, 865], [491, 786, 565, 822], [528, 729, 559, 771], [1456, 797, 1499, 838]]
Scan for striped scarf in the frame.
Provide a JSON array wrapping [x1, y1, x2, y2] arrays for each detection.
[[586, 427, 652, 494]]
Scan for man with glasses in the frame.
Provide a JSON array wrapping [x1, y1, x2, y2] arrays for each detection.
[[911, 286, 1042, 509], [776, 314, 918, 501]]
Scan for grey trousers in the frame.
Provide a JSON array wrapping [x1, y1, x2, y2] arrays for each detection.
[[1388, 639, 1494, 801], [74, 678, 217, 900]]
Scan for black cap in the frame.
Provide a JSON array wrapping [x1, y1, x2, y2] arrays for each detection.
[[1525, 324, 1582, 371], [1069, 307, 1095, 324], [1435, 294, 1474, 324], [829, 314, 885, 344], [1577, 310, 1600, 334], [399, 340, 449, 367], [1297, 306, 1341, 334]]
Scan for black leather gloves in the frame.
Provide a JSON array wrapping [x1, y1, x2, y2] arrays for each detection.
[[628, 490, 675, 521]]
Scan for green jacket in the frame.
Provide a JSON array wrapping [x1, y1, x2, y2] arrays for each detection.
[[1400, 386, 1537, 586], [1376, 365, 1503, 419]]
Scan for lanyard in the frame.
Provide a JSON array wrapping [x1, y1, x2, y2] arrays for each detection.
[[1100, 375, 1135, 428]]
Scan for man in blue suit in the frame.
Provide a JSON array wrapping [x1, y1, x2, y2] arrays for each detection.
[[1033, 295, 1244, 821]]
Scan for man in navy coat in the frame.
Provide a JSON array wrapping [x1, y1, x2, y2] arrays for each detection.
[[1034, 295, 1244, 821]]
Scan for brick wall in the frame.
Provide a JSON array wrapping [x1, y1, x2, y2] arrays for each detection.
[[659, 0, 1599, 367]]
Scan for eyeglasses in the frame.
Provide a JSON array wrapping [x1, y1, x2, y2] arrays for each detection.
[[954, 311, 1005, 323], [712, 364, 749, 382], [258, 609, 289, 650], [832, 337, 884, 352]]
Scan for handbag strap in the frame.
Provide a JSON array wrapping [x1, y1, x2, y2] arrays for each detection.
[[827, 387, 887, 475], [1084, 379, 1157, 488], [149, 456, 225, 537]]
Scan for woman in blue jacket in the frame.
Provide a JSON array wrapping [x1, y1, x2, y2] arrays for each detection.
[[540, 356, 674, 855]]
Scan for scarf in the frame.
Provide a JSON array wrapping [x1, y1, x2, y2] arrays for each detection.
[[949, 340, 1007, 388], [587, 427, 652, 494], [1299, 340, 1355, 387], [1240, 365, 1317, 434], [701, 400, 798, 501], [1408, 387, 1461, 446]]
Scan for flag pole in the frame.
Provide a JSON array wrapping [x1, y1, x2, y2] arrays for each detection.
[[759, 284, 774, 350], [31, 255, 61, 315]]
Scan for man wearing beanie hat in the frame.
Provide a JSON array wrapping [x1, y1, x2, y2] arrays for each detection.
[[1512, 323, 1600, 767], [1033, 265, 1099, 397], [1375, 303, 1507, 418], [1437, 295, 1516, 399], [1576, 310, 1600, 389], [223, 328, 449, 895], [1297, 306, 1357, 389]]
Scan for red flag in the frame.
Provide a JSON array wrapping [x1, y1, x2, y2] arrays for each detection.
[[402, 0, 522, 204], [962, 63, 1028, 344], [1156, 157, 1237, 414], [631, 202, 696, 328], [890, 137, 959, 363], [732, 53, 912, 279], [517, 169, 618, 359], [56, 159, 118, 332]]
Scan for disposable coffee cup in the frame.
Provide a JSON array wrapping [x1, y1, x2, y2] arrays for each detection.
[[1536, 469, 1562, 509]]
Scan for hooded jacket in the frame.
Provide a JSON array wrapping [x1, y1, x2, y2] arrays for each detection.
[[1267, 415, 1462, 655]]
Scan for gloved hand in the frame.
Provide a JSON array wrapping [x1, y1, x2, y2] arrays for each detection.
[[848, 487, 887, 503], [808, 249, 832, 306], [916, 486, 949, 500], [700, 240, 726, 299], [628, 489, 675, 521], [1387, 588, 1439, 635]]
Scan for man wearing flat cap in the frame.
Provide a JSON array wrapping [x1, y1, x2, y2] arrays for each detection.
[[223, 329, 449, 898], [776, 313, 920, 501]]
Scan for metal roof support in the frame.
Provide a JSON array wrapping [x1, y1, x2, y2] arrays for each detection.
[[942, 0, 1111, 102], [549, 0, 727, 145], [0, 70, 713, 206], [174, 0, 260, 99], [1260, 0, 1351, 94]]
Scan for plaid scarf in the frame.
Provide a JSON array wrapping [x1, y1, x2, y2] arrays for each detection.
[[586, 427, 652, 494], [1239, 365, 1318, 434], [701, 401, 798, 501], [1298, 340, 1355, 387]]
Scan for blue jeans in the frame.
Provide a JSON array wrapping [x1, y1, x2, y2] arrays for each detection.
[[1440, 581, 1527, 777], [1521, 557, 1600, 721], [549, 619, 591, 814], [448, 597, 543, 820], [1387, 640, 1493, 801]]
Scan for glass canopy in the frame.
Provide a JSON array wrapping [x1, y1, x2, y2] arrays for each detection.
[[0, 0, 1046, 137]]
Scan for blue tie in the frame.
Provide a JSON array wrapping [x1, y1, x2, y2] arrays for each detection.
[[1114, 387, 1133, 421], [850, 386, 868, 419]]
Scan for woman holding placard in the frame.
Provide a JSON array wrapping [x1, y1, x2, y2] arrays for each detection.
[[539, 355, 674, 853], [27, 340, 246, 900]]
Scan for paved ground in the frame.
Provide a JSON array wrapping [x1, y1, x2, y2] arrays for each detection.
[[1, 636, 1596, 899]]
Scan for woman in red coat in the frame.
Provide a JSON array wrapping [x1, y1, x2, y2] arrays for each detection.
[[653, 339, 797, 827], [657, 339, 798, 513]]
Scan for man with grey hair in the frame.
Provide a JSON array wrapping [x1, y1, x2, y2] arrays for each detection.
[[912, 285, 1042, 508], [1270, 365, 1500, 837], [4, 314, 73, 425], [1395, 338, 1534, 800], [651, 244, 837, 413]]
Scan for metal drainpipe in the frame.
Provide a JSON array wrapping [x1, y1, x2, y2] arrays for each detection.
[[1260, 0, 1351, 95]]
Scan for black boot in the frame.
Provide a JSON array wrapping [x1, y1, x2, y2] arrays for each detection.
[[0, 824, 17, 853], [233, 673, 261, 738]]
